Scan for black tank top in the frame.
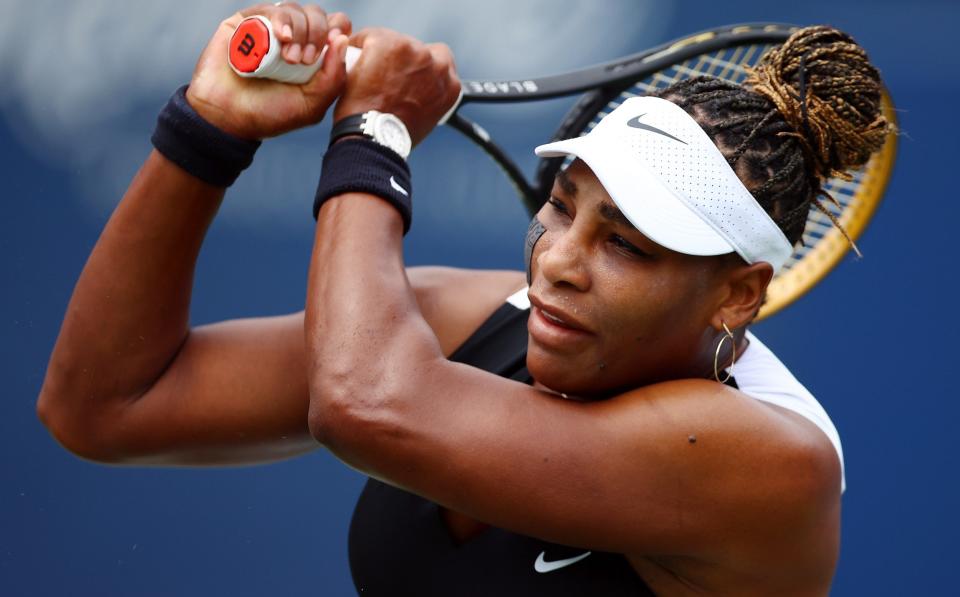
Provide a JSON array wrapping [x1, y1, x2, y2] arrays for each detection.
[[348, 302, 656, 595]]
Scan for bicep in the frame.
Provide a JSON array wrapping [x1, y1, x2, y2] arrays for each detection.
[[101, 312, 315, 466], [98, 267, 523, 466]]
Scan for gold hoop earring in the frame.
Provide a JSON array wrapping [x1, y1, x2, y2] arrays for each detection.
[[713, 322, 736, 384]]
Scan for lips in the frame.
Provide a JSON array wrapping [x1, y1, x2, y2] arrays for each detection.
[[527, 295, 593, 348], [539, 308, 572, 328], [528, 295, 591, 332]]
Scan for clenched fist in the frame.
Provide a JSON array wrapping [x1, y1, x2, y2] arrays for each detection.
[[187, 3, 353, 140], [335, 28, 461, 147]]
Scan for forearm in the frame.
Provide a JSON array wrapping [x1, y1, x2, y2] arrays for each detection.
[[305, 194, 442, 449], [40, 150, 224, 410], [301, 23, 460, 451]]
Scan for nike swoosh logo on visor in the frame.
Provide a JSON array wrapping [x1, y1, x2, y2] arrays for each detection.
[[534, 550, 592, 573], [389, 176, 409, 196], [626, 114, 687, 145]]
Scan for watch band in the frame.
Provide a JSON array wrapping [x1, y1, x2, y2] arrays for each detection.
[[329, 111, 411, 159], [329, 113, 367, 146]]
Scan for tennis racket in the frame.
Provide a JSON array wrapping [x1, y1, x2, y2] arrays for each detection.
[[231, 21, 897, 320]]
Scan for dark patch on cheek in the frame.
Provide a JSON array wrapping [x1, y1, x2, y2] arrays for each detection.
[[524, 216, 547, 285], [688, 435, 697, 444]]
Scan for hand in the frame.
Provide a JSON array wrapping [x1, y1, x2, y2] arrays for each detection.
[[186, 3, 353, 140], [334, 28, 461, 147]]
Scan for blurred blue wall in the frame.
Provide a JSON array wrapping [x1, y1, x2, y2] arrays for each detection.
[[1, 1, 955, 595]]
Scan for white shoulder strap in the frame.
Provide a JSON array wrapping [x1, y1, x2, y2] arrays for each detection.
[[506, 286, 531, 310]]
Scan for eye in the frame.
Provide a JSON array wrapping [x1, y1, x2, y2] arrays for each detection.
[[547, 196, 569, 214], [610, 234, 650, 258]]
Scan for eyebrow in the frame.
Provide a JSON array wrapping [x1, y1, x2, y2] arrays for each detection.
[[597, 201, 636, 230], [555, 169, 578, 196], [555, 169, 638, 231]]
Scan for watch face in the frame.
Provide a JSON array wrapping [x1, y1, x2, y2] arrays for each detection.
[[372, 113, 412, 158]]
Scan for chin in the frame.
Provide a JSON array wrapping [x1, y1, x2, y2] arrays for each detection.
[[527, 342, 664, 400], [526, 348, 603, 398]]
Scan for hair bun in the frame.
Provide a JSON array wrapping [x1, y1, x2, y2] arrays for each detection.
[[745, 25, 890, 179]]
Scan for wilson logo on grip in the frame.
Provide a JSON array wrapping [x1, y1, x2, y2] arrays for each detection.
[[229, 18, 270, 73], [237, 33, 256, 56]]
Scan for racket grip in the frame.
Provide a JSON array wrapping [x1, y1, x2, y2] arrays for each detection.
[[228, 15, 359, 84], [228, 15, 461, 124]]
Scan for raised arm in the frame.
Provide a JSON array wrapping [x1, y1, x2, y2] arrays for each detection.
[[305, 29, 841, 592], [37, 4, 352, 465]]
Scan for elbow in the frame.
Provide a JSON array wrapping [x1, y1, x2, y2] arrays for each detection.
[[307, 371, 375, 452], [306, 363, 414, 461], [306, 378, 344, 449], [36, 381, 123, 464], [305, 350, 352, 445], [305, 321, 443, 461]]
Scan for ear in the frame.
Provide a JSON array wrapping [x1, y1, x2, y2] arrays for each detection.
[[710, 261, 774, 331]]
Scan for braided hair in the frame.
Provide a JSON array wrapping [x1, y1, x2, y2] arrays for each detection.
[[655, 26, 892, 251]]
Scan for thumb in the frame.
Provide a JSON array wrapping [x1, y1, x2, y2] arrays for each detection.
[[302, 32, 349, 107], [323, 33, 351, 82]]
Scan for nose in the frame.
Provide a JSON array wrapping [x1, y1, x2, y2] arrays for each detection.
[[536, 226, 591, 292]]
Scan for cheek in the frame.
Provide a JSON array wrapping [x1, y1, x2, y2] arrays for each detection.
[[590, 268, 708, 366], [595, 287, 663, 353]]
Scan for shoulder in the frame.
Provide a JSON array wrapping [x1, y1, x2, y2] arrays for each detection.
[[614, 378, 842, 537], [733, 331, 847, 491], [613, 381, 841, 586], [408, 266, 526, 356]]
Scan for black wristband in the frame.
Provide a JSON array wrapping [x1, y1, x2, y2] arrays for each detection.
[[150, 86, 261, 187], [313, 138, 413, 234]]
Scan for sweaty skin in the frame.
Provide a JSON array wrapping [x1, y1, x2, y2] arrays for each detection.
[[38, 4, 841, 595], [307, 158, 841, 594]]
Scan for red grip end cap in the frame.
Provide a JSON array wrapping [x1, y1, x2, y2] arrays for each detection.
[[229, 18, 271, 73]]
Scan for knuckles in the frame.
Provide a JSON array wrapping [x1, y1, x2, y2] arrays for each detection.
[[326, 11, 352, 34], [214, 5, 459, 140]]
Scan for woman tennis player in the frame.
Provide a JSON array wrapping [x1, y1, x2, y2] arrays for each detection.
[[38, 3, 890, 594]]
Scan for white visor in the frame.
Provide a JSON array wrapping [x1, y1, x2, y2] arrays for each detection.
[[535, 97, 793, 273]]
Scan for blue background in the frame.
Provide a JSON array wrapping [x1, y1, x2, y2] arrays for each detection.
[[2, 0, 956, 595]]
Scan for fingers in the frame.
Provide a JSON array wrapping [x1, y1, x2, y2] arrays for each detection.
[[297, 29, 348, 122], [301, 5, 330, 65], [239, 3, 343, 65], [321, 31, 350, 85], [271, 3, 307, 63], [427, 42, 461, 106], [333, 28, 461, 145], [348, 27, 380, 49], [427, 42, 456, 74], [236, 3, 292, 42], [326, 12, 352, 37]]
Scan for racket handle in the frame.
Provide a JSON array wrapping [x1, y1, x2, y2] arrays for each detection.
[[228, 15, 359, 84], [228, 15, 461, 123]]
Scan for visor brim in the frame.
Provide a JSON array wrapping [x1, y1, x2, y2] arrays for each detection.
[[535, 135, 735, 257]]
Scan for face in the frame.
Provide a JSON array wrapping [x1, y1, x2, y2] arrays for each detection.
[[526, 160, 735, 397]]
